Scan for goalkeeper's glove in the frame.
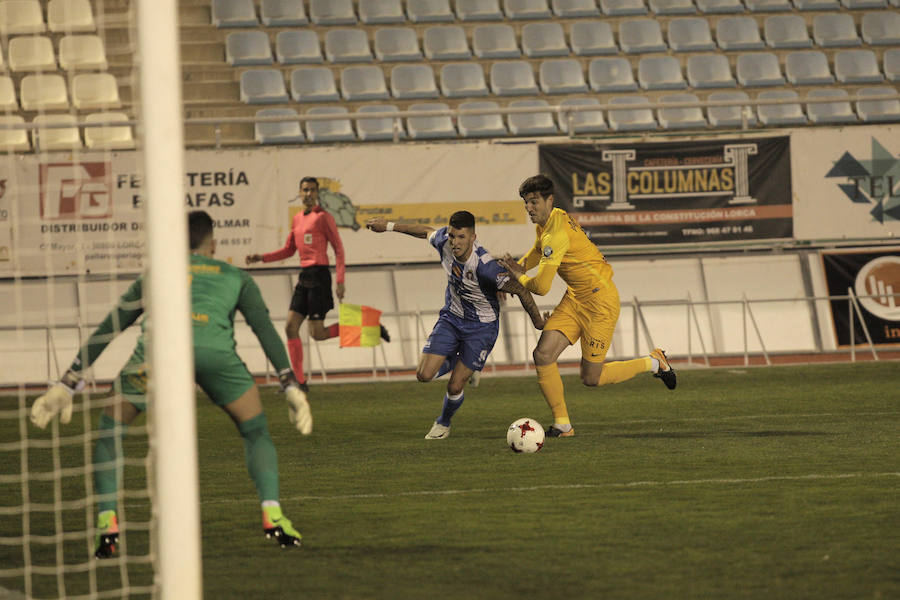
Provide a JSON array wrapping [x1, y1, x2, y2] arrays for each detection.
[[31, 370, 84, 430], [278, 368, 313, 436]]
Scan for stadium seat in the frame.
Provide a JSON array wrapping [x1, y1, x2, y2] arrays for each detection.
[[861, 12, 900, 46], [0, 0, 45, 34], [504, 0, 552, 19], [506, 98, 559, 135], [240, 69, 288, 104], [71, 72, 120, 109], [226, 31, 274, 66], [706, 90, 757, 127], [687, 54, 737, 88], [84, 112, 136, 150], [756, 90, 806, 125], [47, 0, 94, 32], [211, 0, 258, 27], [539, 59, 588, 94], [456, 0, 504, 20], [0, 115, 30, 151], [0, 76, 17, 110], [657, 93, 707, 129], [600, 0, 649, 15], [649, 0, 698, 14], [290, 67, 340, 102], [570, 21, 618, 56], [8, 36, 55, 71], [325, 29, 373, 63], [33, 114, 81, 150], [855, 86, 900, 122], [473, 24, 521, 58], [805, 88, 856, 124], [423, 26, 472, 60], [276, 30, 324, 64], [309, 0, 357, 25], [20, 74, 68, 110], [407, 0, 455, 22], [736, 53, 785, 86], [812, 14, 860, 47], [841, 0, 886, 8], [885, 49, 900, 82], [638, 56, 687, 90], [552, 0, 601, 16], [374, 28, 423, 62], [359, 0, 405, 23], [744, 0, 792, 10], [340, 65, 390, 101], [607, 96, 657, 131], [764, 15, 812, 49], [668, 18, 716, 52], [58, 35, 108, 70], [589, 57, 638, 92], [440, 62, 489, 97], [254, 108, 305, 144], [558, 97, 607, 133], [260, 0, 308, 26], [619, 19, 666, 53], [457, 100, 507, 137], [521, 22, 569, 57], [355, 104, 406, 141], [716, 17, 764, 50], [305, 106, 356, 143], [834, 50, 883, 84], [696, 0, 744, 12], [792, 0, 839, 9], [390, 64, 440, 99], [406, 102, 457, 139], [784, 51, 834, 85], [490, 61, 539, 95]]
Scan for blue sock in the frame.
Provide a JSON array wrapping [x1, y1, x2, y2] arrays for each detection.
[[436, 391, 464, 426], [436, 355, 459, 379]]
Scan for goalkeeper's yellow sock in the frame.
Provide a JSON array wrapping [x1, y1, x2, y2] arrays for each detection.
[[597, 357, 653, 386], [536, 363, 569, 426]]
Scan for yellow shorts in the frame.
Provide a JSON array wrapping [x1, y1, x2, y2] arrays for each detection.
[[544, 284, 620, 363]]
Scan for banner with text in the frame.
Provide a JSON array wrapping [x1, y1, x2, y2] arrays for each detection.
[[538, 137, 793, 245]]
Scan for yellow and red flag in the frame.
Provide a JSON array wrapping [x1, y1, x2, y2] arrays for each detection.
[[339, 303, 383, 347]]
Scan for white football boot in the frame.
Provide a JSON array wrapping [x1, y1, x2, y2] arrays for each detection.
[[424, 422, 450, 440]]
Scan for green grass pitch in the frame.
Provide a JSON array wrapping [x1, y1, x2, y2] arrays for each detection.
[[2, 361, 899, 599]]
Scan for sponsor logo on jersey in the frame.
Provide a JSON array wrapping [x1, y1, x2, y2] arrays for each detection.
[[542, 246, 553, 257]]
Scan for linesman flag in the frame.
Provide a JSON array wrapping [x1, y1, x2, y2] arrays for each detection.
[[339, 303, 383, 347]]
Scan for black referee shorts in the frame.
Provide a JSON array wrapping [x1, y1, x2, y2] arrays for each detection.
[[289, 265, 334, 320]]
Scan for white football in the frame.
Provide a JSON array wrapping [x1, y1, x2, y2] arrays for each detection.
[[507, 418, 545, 453]]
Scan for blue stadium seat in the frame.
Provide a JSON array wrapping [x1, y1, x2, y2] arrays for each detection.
[[0, 76, 17, 111], [305, 106, 356, 143], [756, 90, 806, 125], [736, 52, 785, 86], [805, 89, 856, 124], [374, 28, 423, 61], [855, 86, 900, 122], [841, 0, 886, 8], [764, 15, 812, 49], [507, 99, 560, 135], [707, 91, 757, 127], [9, 36, 57, 71], [696, 0, 744, 12], [521, 22, 569, 57], [355, 104, 405, 141], [649, 0, 697, 14], [619, 19, 666, 54], [391, 64, 440, 99], [600, 0, 649, 14], [657, 93, 707, 129], [490, 61, 539, 95], [834, 49, 883, 84], [211, 0, 258, 27], [668, 17, 716, 51], [638, 56, 687, 90], [457, 101, 508, 136], [687, 54, 737, 88], [225, 31, 273, 66], [260, 0, 308, 26], [406, 102, 457, 139], [340, 65, 390, 101], [539, 58, 588, 93], [745, 0, 792, 10], [473, 24, 521, 58], [240, 69, 288, 104], [885, 49, 900, 82], [607, 96, 658, 131], [290, 67, 339, 102], [812, 14, 860, 48], [558, 97, 608, 133], [552, 0, 601, 16], [456, 0, 505, 20], [570, 21, 618, 55], [440, 62, 490, 97], [59, 35, 108, 71], [407, 0, 455, 22], [861, 12, 900, 46], [716, 17, 764, 50], [255, 108, 305, 144], [792, 0, 838, 9], [784, 51, 834, 85], [423, 26, 472, 60], [276, 30, 323, 64], [504, 0, 552, 19], [359, 0, 405, 23], [589, 57, 638, 92], [325, 29, 373, 63], [309, 0, 357, 25], [0, 115, 30, 152]]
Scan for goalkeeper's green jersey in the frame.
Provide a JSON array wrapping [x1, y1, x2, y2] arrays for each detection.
[[69, 254, 290, 374]]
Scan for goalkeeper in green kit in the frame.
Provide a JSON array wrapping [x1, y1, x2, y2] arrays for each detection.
[[30, 210, 312, 558]]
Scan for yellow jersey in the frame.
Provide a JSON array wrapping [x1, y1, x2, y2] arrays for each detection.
[[518, 207, 613, 299]]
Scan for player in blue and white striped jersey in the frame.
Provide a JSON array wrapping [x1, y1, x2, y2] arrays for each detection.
[[367, 211, 546, 439]]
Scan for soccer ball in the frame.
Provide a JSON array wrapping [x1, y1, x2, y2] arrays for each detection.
[[507, 418, 544, 453]]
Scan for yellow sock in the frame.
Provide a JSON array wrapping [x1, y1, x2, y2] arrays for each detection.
[[535, 363, 569, 425], [598, 357, 653, 386]]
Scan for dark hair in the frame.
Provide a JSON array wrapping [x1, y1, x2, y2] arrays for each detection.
[[188, 210, 214, 250], [518, 174, 554, 199], [448, 210, 476, 230], [299, 176, 319, 189]]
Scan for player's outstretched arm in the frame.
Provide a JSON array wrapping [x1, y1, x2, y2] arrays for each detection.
[[499, 277, 548, 330], [30, 370, 84, 429], [366, 217, 434, 239]]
